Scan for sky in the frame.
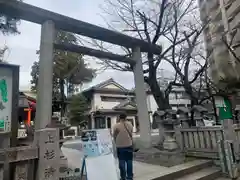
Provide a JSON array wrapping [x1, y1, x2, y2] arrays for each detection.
[[0, 0, 172, 91]]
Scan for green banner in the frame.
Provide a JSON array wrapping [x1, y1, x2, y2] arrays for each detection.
[[0, 79, 8, 103], [0, 120, 4, 129], [218, 97, 232, 120]]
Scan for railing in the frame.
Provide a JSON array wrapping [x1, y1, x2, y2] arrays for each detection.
[[233, 125, 240, 155], [177, 124, 240, 159], [0, 146, 38, 179], [0, 128, 60, 180], [178, 126, 224, 159]]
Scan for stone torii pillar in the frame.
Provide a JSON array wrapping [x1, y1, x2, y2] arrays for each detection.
[[132, 47, 151, 148], [35, 20, 55, 130]]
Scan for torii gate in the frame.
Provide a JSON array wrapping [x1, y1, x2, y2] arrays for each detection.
[[0, 0, 162, 148]]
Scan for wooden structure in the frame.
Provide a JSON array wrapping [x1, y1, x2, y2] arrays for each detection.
[[176, 126, 224, 159], [175, 123, 240, 159]]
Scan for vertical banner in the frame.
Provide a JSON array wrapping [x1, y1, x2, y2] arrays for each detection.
[[0, 66, 12, 132]]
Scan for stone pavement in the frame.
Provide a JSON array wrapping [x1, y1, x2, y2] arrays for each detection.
[[133, 161, 168, 180], [61, 147, 169, 180], [62, 146, 223, 180]]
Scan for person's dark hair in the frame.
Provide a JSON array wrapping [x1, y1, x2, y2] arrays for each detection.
[[119, 113, 127, 120]]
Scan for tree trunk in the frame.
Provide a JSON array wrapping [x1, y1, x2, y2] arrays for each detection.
[[147, 76, 171, 110], [190, 99, 198, 126], [183, 83, 198, 126]]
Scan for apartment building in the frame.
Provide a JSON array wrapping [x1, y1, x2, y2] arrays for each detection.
[[198, 0, 240, 87]]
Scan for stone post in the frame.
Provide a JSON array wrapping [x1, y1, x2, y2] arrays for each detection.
[[162, 109, 179, 151], [153, 111, 165, 147], [222, 119, 239, 178], [151, 109, 184, 166], [223, 119, 239, 157], [46, 116, 70, 167], [35, 20, 55, 130], [35, 128, 60, 180], [132, 47, 151, 148]]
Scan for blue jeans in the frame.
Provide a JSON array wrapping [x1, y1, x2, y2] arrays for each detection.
[[117, 146, 133, 180]]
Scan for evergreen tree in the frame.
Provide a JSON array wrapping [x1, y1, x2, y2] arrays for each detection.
[[69, 93, 89, 126], [0, 0, 21, 34], [30, 30, 95, 118]]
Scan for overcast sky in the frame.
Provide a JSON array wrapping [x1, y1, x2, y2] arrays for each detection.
[[0, 0, 172, 91]]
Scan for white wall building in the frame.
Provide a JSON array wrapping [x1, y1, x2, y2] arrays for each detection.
[[82, 78, 192, 132]]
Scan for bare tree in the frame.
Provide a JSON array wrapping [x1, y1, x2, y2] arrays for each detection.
[[92, 0, 204, 110], [0, 45, 9, 62]]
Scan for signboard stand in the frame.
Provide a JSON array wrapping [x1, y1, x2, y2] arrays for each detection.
[[80, 156, 87, 180], [80, 129, 119, 180]]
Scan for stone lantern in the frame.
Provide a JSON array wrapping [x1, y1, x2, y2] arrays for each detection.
[[191, 105, 208, 126], [177, 107, 190, 128], [153, 110, 166, 146], [152, 109, 184, 166], [153, 109, 179, 151], [162, 109, 179, 151]]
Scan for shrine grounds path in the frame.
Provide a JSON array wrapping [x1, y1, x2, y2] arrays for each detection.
[[62, 132, 185, 180], [62, 138, 167, 180]]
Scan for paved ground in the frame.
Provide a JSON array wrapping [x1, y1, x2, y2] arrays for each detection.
[[62, 146, 168, 180], [62, 133, 176, 179]]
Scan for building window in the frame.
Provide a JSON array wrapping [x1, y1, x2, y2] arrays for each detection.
[[94, 116, 106, 129], [101, 96, 126, 102], [107, 117, 111, 128], [64, 129, 76, 136], [178, 104, 185, 107]]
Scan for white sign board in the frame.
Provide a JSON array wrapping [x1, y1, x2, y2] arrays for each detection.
[[0, 67, 12, 132], [81, 129, 114, 157], [81, 130, 100, 157], [85, 154, 119, 180], [96, 129, 114, 155], [81, 129, 119, 180]]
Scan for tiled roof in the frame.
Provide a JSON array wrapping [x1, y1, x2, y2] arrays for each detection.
[[82, 78, 131, 93], [113, 99, 137, 110]]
